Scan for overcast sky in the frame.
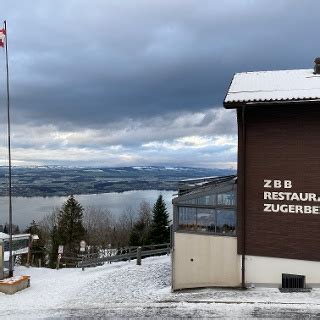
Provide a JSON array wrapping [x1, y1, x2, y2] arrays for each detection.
[[0, 0, 318, 168]]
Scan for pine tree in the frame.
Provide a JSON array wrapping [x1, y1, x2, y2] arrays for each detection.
[[129, 219, 147, 246], [3, 224, 8, 234], [14, 225, 20, 234], [149, 195, 170, 244], [57, 195, 86, 255]]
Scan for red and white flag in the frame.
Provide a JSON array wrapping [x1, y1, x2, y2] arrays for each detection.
[[0, 28, 6, 47]]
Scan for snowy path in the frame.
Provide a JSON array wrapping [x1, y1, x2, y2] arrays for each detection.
[[2, 256, 320, 318]]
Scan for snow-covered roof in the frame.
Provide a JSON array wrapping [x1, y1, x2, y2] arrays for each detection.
[[0, 232, 30, 240], [0, 232, 9, 240], [224, 69, 320, 107]]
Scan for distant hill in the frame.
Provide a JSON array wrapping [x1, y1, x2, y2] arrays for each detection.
[[0, 166, 236, 197]]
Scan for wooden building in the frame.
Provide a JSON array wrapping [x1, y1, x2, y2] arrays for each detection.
[[172, 59, 320, 290]]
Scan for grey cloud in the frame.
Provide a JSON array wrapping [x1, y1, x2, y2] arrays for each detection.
[[1, 0, 319, 128], [9, 108, 236, 149], [0, 0, 318, 167]]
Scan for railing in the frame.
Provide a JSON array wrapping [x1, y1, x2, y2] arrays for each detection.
[[60, 243, 170, 269]]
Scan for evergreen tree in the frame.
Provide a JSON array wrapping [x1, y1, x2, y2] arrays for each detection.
[[25, 220, 39, 235], [149, 195, 170, 244], [57, 195, 86, 255], [3, 223, 20, 235], [129, 219, 148, 246], [14, 225, 20, 234]]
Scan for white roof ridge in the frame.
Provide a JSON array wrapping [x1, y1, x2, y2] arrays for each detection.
[[235, 68, 313, 75], [224, 68, 320, 105]]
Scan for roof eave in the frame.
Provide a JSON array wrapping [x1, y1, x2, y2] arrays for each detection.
[[223, 98, 320, 109]]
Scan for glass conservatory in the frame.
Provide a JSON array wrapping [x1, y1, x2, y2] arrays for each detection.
[[172, 175, 237, 236]]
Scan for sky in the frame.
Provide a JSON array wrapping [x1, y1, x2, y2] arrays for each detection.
[[0, 0, 319, 168]]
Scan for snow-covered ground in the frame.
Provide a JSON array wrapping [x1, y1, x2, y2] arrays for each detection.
[[2, 255, 320, 319]]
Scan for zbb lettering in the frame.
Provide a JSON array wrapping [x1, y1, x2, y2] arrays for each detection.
[[263, 179, 293, 189], [263, 180, 272, 188], [284, 180, 292, 189]]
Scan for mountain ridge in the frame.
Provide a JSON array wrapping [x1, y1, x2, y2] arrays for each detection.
[[0, 166, 236, 197]]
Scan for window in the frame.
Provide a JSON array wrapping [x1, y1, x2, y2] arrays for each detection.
[[197, 194, 216, 206], [179, 198, 197, 205], [217, 191, 235, 206], [180, 191, 235, 206], [196, 208, 216, 232], [216, 209, 236, 235], [178, 207, 196, 230], [178, 207, 236, 235], [175, 186, 236, 236]]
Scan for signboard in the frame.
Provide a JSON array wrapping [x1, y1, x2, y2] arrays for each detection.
[[80, 240, 86, 252], [263, 179, 320, 214], [58, 245, 64, 254]]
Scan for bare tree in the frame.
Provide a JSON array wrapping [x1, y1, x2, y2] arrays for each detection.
[[113, 206, 136, 247], [83, 207, 114, 249], [138, 201, 152, 226], [38, 207, 60, 242]]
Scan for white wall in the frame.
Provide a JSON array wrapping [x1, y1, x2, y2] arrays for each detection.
[[172, 232, 240, 290], [246, 255, 320, 287]]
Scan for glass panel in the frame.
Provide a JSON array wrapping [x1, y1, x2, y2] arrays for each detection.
[[217, 191, 235, 206], [197, 194, 216, 206], [178, 194, 219, 206], [216, 209, 236, 235], [178, 207, 196, 231], [196, 208, 216, 232], [178, 198, 197, 205]]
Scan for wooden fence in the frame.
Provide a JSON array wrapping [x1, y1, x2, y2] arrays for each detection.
[[60, 243, 170, 270]]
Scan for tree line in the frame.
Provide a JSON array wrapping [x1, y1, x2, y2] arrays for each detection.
[[17, 194, 170, 268]]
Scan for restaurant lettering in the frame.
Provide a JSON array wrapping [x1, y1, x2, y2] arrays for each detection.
[[263, 179, 320, 214]]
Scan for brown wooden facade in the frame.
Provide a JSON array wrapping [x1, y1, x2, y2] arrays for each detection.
[[235, 103, 320, 262]]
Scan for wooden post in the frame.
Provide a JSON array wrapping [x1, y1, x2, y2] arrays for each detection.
[[137, 247, 141, 265], [26, 246, 31, 267], [128, 248, 131, 262], [81, 254, 85, 271], [56, 254, 60, 270]]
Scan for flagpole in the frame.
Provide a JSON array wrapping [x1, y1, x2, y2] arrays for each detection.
[[4, 20, 13, 278]]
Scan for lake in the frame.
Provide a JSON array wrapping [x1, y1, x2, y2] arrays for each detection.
[[0, 190, 176, 229]]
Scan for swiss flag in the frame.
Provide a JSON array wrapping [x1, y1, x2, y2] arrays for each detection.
[[0, 28, 6, 48]]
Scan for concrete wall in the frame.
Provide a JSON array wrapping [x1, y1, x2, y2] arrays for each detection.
[[246, 255, 320, 287], [172, 232, 240, 290]]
